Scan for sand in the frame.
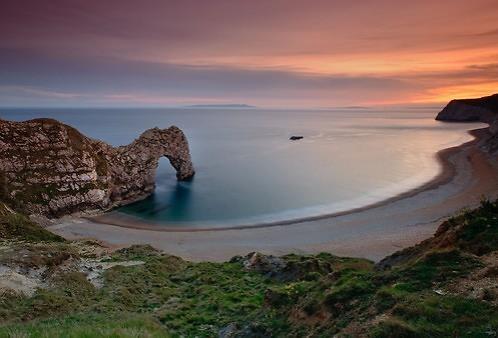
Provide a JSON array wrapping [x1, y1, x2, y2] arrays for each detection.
[[48, 128, 498, 262]]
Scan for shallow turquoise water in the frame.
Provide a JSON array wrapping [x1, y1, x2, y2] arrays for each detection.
[[0, 108, 483, 227]]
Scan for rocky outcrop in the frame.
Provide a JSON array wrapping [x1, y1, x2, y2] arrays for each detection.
[[436, 94, 498, 152], [231, 252, 334, 282], [436, 94, 498, 123], [0, 118, 194, 217], [289, 136, 304, 141]]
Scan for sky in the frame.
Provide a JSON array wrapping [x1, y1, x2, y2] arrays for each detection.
[[1, 0, 498, 108]]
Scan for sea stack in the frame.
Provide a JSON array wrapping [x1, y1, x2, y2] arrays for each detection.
[[0, 118, 195, 217]]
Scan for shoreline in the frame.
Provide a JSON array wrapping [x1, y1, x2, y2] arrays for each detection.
[[49, 126, 498, 262], [88, 128, 482, 232]]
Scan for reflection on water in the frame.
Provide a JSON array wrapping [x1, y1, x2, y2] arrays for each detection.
[[125, 180, 193, 218], [0, 108, 485, 227]]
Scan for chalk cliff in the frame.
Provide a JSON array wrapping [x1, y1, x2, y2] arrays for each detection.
[[436, 93, 498, 152], [0, 118, 194, 217]]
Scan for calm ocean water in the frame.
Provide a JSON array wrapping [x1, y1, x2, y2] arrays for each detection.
[[0, 108, 483, 227]]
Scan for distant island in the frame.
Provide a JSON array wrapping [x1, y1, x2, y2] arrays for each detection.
[[185, 104, 257, 109], [335, 105, 371, 110]]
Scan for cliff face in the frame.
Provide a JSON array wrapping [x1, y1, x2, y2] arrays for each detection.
[[436, 94, 498, 123], [0, 118, 194, 217], [436, 94, 498, 152]]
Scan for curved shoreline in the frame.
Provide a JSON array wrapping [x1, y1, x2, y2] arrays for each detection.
[[49, 125, 498, 262], [87, 127, 485, 232]]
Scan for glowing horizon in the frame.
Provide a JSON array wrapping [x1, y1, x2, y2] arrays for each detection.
[[1, 0, 497, 108]]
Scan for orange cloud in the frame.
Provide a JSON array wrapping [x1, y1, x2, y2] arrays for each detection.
[[1, 0, 497, 107]]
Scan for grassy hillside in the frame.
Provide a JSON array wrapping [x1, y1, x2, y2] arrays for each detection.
[[0, 203, 63, 242], [459, 93, 498, 113], [0, 201, 497, 337]]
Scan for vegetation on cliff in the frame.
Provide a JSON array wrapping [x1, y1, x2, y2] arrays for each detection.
[[0, 200, 497, 337]]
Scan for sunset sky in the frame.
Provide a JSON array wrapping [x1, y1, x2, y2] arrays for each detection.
[[1, 0, 498, 108]]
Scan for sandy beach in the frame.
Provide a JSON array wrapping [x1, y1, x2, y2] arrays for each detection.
[[48, 127, 498, 262]]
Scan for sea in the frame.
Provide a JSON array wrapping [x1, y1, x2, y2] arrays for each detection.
[[0, 108, 484, 228]]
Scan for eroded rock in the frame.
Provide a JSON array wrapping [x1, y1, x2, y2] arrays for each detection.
[[0, 118, 195, 217]]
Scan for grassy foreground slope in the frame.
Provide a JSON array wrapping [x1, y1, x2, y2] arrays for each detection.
[[0, 201, 497, 337], [0, 203, 63, 242]]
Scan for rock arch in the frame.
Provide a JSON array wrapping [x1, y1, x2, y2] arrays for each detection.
[[0, 118, 195, 216]]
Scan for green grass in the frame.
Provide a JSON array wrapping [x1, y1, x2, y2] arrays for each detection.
[[0, 245, 496, 337], [0, 314, 169, 338], [390, 249, 481, 290], [0, 200, 498, 336], [0, 246, 284, 337], [324, 270, 376, 308]]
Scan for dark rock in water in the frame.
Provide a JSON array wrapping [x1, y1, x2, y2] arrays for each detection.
[[436, 93, 498, 153], [240, 252, 287, 276], [218, 322, 239, 338], [289, 136, 304, 140], [0, 118, 195, 217]]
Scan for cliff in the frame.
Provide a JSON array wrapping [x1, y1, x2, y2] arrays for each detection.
[[0, 118, 194, 217], [0, 199, 497, 336], [436, 93, 498, 152]]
